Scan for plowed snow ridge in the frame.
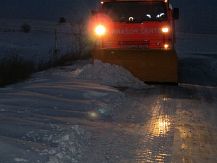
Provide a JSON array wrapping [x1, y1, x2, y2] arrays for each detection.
[[75, 60, 148, 89]]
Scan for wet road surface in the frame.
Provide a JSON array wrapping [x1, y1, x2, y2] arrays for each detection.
[[81, 85, 217, 163], [0, 83, 217, 163]]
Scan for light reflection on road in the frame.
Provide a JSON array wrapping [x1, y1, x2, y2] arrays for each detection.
[[136, 96, 174, 163], [148, 97, 172, 137], [150, 115, 171, 137]]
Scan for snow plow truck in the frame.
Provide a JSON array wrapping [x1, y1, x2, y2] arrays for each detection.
[[89, 0, 179, 83]]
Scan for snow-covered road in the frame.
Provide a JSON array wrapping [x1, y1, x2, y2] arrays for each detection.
[[0, 59, 217, 163], [0, 79, 125, 163]]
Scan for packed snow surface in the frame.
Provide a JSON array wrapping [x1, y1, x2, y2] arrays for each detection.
[[75, 60, 147, 89], [0, 70, 126, 162]]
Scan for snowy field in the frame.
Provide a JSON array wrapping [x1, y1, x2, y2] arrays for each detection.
[[176, 33, 217, 86], [0, 19, 89, 62], [0, 21, 217, 162]]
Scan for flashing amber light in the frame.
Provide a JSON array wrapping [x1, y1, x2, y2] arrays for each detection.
[[161, 27, 170, 33], [95, 24, 106, 36]]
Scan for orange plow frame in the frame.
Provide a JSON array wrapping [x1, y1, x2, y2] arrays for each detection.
[[92, 49, 178, 83]]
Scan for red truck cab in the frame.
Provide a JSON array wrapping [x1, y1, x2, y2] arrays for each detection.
[[90, 0, 179, 50], [89, 0, 179, 83]]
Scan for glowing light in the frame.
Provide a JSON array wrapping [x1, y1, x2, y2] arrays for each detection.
[[87, 13, 112, 40], [149, 115, 171, 137], [157, 116, 171, 135], [95, 24, 106, 36], [156, 13, 165, 18], [129, 17, 134, 21], [146, 99, 172, 137], [146, 14, 152, 18], [100, 1, 104, 5], [88, 111, 98, 119], [164, 43, 170, 50], [162, 27, 169, 33]]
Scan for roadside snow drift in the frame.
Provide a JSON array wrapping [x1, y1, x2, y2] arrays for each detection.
[[0, 77, 125, 162], [75, 60, 147, 89]]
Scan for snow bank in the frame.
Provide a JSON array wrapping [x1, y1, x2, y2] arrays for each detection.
[[75, 60, 148, 89]]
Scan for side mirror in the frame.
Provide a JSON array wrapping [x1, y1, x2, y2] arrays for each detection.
[[173, 8, 179, 20]]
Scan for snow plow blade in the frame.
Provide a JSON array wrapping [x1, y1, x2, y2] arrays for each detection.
[[92, 49, 178, 83]]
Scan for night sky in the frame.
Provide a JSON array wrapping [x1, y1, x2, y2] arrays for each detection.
[[0, 0, 217, 34]]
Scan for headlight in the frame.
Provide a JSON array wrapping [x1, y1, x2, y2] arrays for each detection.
[[95, 24, 106, 36], [161, 27, 170, 33]]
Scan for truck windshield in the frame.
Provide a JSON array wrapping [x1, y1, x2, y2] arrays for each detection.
[[102, 1, 168, 22]]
